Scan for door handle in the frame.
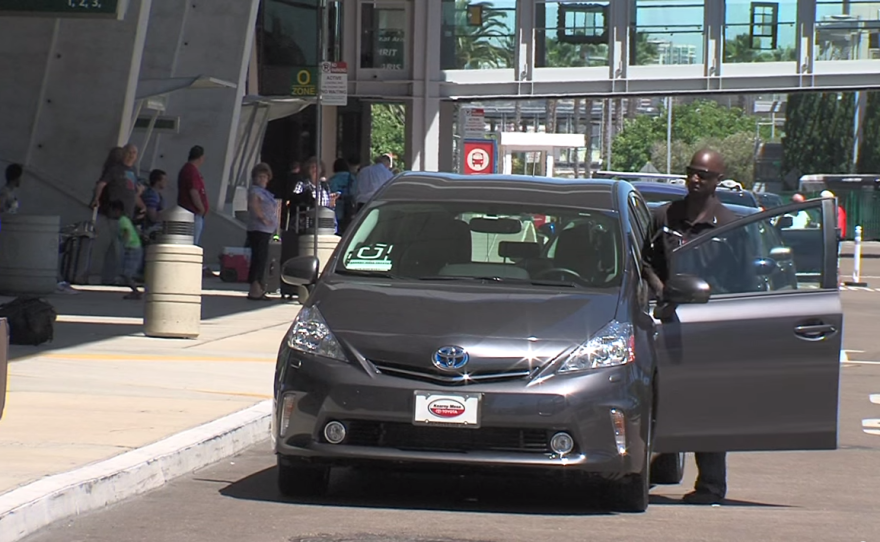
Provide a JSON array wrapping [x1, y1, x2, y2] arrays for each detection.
[[794, 323, 837, 340]]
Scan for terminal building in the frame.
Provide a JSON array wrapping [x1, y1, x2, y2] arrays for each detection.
[[1, 0, 879, 262]]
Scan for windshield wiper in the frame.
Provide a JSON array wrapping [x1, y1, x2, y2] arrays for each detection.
[[419, 275, 505, 282]]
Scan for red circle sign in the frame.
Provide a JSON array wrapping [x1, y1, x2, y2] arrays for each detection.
[[428, 399, 466, 418]]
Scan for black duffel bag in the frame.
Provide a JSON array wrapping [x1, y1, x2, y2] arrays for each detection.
[[0, 297, 57, 346]]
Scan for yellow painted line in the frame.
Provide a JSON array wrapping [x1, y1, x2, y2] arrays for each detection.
[[190, 389, 273, 399], [36, 353, 276, 363]]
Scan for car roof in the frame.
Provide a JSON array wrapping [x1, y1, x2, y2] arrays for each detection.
[[645, 200, 759, 216], [630, 181, 687, 195], [377, 172, 619, 211]]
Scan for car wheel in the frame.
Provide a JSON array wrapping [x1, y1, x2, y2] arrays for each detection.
[[650, 452, 686, 485], [277, 457, 329, 497], [611, 414, 651, 513]]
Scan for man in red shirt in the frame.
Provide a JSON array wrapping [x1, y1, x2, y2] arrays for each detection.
[[177, 145, 209, 245]]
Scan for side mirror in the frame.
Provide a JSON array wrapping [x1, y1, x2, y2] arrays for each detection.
[[775, 215, 794, 229], [281, 256, 319, 286], [663, 274, 711, 304], [769, 246, 792, 261]]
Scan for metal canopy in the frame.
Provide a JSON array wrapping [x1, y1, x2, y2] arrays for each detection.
[[135, 75, 237, 101]]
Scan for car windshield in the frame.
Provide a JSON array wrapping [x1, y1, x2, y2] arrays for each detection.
[[716, 190, 759, 207], [336, 202, 623, 288]]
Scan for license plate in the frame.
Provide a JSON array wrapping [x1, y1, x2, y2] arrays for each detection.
[[413, 391, 481, 427]]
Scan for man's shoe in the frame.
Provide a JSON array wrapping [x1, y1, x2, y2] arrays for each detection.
[[682, 490, 724, 505]]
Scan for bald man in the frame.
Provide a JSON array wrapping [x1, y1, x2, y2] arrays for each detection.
[[642, 148, 739, 505]]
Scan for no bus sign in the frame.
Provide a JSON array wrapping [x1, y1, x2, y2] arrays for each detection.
[[462, 139, 497, 175]]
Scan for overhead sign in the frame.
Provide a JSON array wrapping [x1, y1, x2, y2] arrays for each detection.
[[0, 0, 126, 18], [320, 61, 348, 107], [459, 107, 487, 139], [290, 67, 317, 98], [462, 139, 497, 175]]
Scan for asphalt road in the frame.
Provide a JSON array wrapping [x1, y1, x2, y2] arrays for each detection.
[[22, 283, 880, 542]]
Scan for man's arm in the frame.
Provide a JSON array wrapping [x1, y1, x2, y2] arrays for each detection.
[[189, 188, 206, 215], [641, 208, 666, 296]]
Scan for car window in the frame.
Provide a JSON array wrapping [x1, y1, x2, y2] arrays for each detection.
[[338, 203, 623, 288], [670, 204, 826, 296]]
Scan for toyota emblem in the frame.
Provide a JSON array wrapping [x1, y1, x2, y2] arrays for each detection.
[[432, 346, 469, 370]]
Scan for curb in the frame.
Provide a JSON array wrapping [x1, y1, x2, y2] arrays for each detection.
[[0, 400, 272, 542]]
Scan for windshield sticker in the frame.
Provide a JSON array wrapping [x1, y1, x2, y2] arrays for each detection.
[[345, 243, 394, 271]]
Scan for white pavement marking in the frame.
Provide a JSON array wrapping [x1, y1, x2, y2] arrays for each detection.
[[871, 395, 880, 405], [846, 360, 880, 365], [0, 401, 272, 542], [840, 350, 848, 363], [863, 419, 880, 436]]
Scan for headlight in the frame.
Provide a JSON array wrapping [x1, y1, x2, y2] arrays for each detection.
[[556, 320, 634, 374], [286, 306, 347, 361]]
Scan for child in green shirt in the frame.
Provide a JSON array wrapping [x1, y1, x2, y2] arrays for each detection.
[[110, 200, 143, 300]]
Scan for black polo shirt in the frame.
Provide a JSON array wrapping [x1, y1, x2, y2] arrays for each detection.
[[643, 194, 739, 286]]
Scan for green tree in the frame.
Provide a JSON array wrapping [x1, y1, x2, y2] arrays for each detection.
[[858, 92, 880, 173], [370, 103, 406, 169], [783, 91, 856, 176], [652, 132, 759, 187], [451, 1, 513, 69], [611, 99, 759, 173]]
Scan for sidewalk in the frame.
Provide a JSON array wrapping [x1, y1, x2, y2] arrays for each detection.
[[0, 279, 298, 497]]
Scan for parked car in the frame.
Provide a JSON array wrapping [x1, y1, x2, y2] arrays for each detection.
[[754, 192, 786, 209], [274, 172, 842, 513]]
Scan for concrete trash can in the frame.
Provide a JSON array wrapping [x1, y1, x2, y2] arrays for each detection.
[[298, 207, 340, 274], [0, 214, 60, 295], [144, 244, 203, 339]]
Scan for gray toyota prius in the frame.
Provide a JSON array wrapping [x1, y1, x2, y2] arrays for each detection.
[[273, 172, 842, 512]]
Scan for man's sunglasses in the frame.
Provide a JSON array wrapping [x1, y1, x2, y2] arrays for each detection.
[[686, 167, 721, 181]]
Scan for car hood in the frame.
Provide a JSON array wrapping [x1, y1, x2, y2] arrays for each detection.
[[312, 280, 621, 375]]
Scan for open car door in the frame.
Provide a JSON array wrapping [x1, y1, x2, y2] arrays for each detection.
[[654, 198, 841, 453]]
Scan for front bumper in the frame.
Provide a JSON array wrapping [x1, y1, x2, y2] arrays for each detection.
[[273, 347, 651, 474]]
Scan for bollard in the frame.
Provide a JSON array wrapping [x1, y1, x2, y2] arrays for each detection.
[[143, 206, 203, 339], [844, 225, 869, 287]]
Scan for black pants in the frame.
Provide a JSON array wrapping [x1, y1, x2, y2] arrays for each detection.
[[694, 452, 727, 497], [247, 230, 272, 285]]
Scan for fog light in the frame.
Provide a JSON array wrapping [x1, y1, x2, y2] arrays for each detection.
[[280, 394, 296, 437], [610, 409, 627, 455], [550, 432, 575, 455], [323, 421, 347, 444]]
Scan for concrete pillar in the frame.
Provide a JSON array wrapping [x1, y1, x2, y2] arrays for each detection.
[[405, 99, 441, 171], [320, 106, 338, 174], [438, 100, 456, 172], [0, 0, 153, 226], [405, 0, 441, 172]]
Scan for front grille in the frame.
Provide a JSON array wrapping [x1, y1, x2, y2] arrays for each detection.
[[339, 420, 550, 454], [372, 360, 534, 386]]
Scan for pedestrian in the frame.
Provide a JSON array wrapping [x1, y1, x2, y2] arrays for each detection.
[[0, 163, 23, 215], [92, 145, 140, 285], [292, 156, 337, 231], [328, 157, 357, 233], [109, 199, 143, 300], [354, 154, 394, 211], [141, 169, 167, 237], [177, 145, 209, 245], [642, 148, 739, 505], [245, 163, 279, 301]]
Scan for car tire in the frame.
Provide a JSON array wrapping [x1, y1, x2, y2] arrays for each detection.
[[650, 452, 686, 485], [611, 413, 652, 513], [277, 457, 329, 498]]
